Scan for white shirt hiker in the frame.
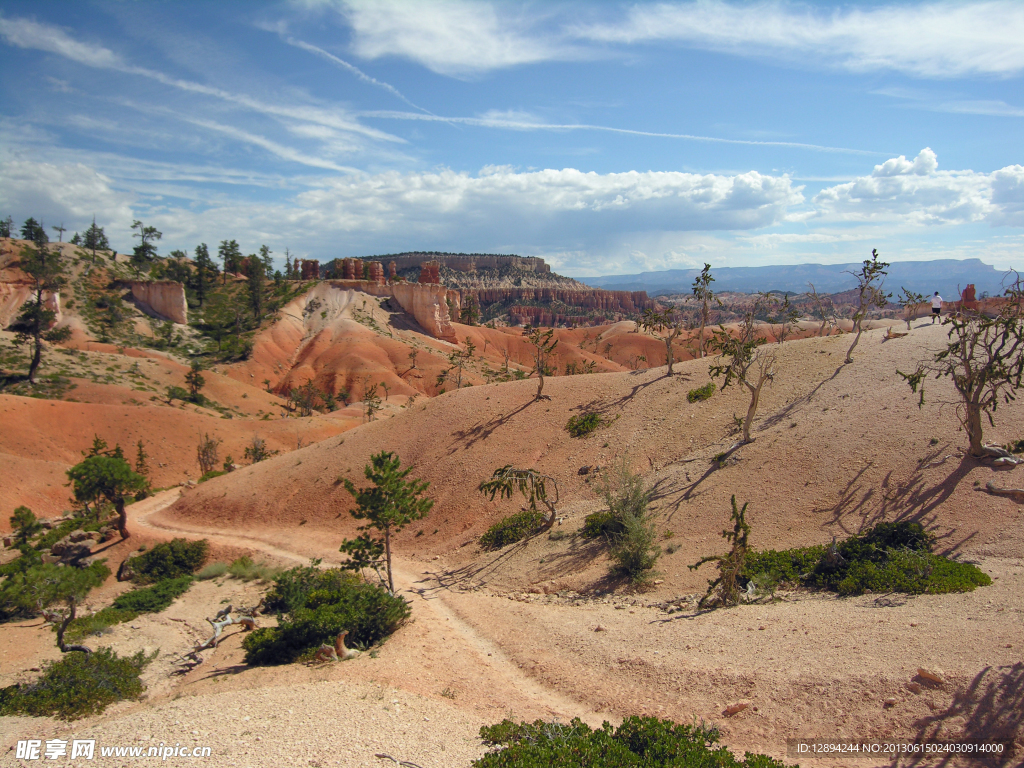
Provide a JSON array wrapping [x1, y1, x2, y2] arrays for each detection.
[[931, 294, 943, 309]]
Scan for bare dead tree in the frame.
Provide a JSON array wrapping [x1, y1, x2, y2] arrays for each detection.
[[899, 274, 1024, 460], [845, 250, 891, 364], [639, 307, 684, 374], [709, 298, 777, 444], [807, 282, 838, 337]]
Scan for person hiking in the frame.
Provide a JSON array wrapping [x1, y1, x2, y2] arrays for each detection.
[[931, 292, 943, 323]]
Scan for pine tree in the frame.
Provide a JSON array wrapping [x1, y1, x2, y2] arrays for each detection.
[[194, 243, 213, 306], [247, 255, 265, 321], [0, 215, 13, 238], [259, 244, 273, 277], [130, 220, 162, 274], [340, 451, 433, 593], [82, 217, 109, 263], [13, 232, 71, 383], [20, 218, 47, 243], [218, 239, 241, 283]]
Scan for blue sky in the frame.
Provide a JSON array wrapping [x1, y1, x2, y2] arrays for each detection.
[[1, 1, 1022, 277]]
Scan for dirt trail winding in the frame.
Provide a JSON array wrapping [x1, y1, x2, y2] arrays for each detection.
[[134, 487, 605, 726]]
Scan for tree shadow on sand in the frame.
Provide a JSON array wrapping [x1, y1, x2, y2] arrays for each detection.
[[446, 399, 536, 454], [815, 443, 981, 556], [894, 663, 1024, 768]]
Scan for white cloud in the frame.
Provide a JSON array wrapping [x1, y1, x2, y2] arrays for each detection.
[[0, 158, 135, 233], [0, 14, 403, 146], [577, 1, 1024, 78], [812, 149, 1024, 226], [338, 0, 579, 76]]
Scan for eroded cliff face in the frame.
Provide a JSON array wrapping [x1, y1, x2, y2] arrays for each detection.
[[130, 281, 188, 325], [327, 280, 460, 342], [0, 245, 62, 329], [0, 284, 61, 329], [468, 288, 655, 314]]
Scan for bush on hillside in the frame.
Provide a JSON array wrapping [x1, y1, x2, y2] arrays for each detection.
[[0, 648, 154, 720], [565, 412, 603, 438], [687, 382, 716, 403], [243, 567, 410, 665], [479, 510, 546, 550], [113, 575, 193, 612], [128, 538, 208, 583], [474, 715, 792, 768], [743, 520, 990, 596]]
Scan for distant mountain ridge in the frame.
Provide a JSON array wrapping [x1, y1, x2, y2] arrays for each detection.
[[578, 259, 1011, 298]]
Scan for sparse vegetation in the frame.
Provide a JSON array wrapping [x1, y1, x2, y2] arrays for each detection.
[[689, 495, 751, 610], [479, 466, 560, 540], [0, 648, 154, 720], [242, 564, 410, 665], [743, 520, 991, 596], [480, 510, 546, 550], [125, 538, 208, 584], [339, 452, 433, 594], [844, 249, 890, 364], [686, 382, 715, 403], [565, 412, 603, 438], [474, 716, 791, 768], [595, 460, 659, 583], [709, 296, 777, 444], [899, 275, 1024, 459]]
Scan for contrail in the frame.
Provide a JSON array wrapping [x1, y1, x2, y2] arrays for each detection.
[[286, 37, 435, 116], [358, 110, 883, 155]]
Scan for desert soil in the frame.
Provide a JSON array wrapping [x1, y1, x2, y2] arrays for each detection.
[[2, 322, 1023, 767]]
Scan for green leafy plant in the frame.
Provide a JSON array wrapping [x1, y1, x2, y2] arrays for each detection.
[[689, 496, 751, 610], [474, 715, 791, 768], [595, 460, 659, 583], [339, 452, 433, 594], [227, 556, 279, 581], [112, 575, 193, 612], [742, 520, 991, 596], [686, 382, 715, 403], [67, 455, 148, 539], [565, 412, 604, 438], [479, 510, 546, 550], [243, 566, 410, 666], [126, 538, 208, 584], [478, 466, 560, 543], [0, 648, 154, 720]]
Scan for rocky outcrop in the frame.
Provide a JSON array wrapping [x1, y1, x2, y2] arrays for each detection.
[[381, 252, 551, 274], [327, 280, 460, 342], [131, 281, 188, 324], [469, 288, 655, 314], [509, 305, 611, 327], [0, 283, 61, 329]]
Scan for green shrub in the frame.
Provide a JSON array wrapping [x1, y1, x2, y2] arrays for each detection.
[[129, 538, 208, 583], [743, 521, 990, 596], [687, 382, 716, 403], [262, 563, 359, 615], [64, 607, 138, 643], [198, 470, 227, 483], [474, 715, 792, 768], [596, 460, 659, 583], [581, 510, 624, 539], [565, 412, 603, 438], [0, 648, 153, 720], [113, 575, 193, 613], [479, 510, 546, 550], [243, 568, 410, 665], [196, 562, 228, 580]]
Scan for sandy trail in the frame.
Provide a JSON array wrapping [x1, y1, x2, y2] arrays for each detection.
[[135, 487, 604, 726]]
